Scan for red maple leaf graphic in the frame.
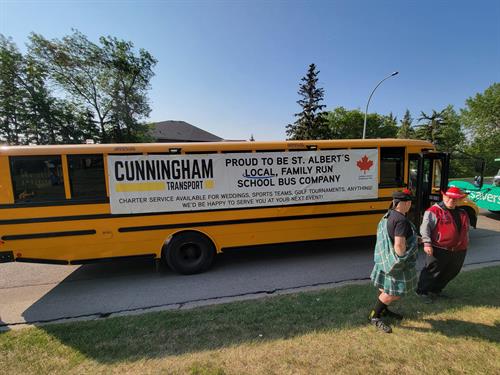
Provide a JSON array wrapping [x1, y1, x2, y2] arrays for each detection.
[[357, 155, 373, 174]]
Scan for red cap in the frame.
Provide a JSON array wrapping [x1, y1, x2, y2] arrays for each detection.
[[443, 186, 466, 199]]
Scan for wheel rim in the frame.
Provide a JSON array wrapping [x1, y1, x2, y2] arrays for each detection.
[[179, 242, 203, 265]]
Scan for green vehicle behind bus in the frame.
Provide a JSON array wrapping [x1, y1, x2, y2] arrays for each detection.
[[449, 158, 500, 215]]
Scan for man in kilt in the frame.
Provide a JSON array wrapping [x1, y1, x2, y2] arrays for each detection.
[[369, 189, 419, 333]]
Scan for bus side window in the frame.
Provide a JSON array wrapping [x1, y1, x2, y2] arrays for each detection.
[[379, 147, 405, 187], [68, 154, 107, 199], [10, 155, 66, 203]]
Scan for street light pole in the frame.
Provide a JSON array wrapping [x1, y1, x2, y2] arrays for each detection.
[[362, 71, 399, 139]]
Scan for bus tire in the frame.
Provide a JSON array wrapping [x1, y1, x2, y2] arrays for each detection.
[[163, 231, 215, 275], [460, 206, 477, 228]]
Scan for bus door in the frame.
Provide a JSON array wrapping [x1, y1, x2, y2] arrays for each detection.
[[407, 152, 449, 226]]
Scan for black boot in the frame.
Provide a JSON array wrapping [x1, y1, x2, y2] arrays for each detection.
[[381, 308, 403, 320]]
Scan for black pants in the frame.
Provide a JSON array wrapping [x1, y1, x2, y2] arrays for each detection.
[[417, 247, 467, 294]]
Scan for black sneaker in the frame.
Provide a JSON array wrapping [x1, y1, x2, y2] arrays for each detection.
[[416, 292, 434, 304], [382, 308, 403, 320], [429, 291, 451, 299], [370, 318, 392, 333]]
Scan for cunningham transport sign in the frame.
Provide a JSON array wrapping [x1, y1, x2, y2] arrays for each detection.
[[107, 149, 378, 214]]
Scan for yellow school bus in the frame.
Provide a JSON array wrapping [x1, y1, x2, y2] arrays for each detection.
[[0, 139, 478, 274]]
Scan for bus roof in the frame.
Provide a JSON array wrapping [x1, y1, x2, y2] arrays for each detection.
[[0, 139, 435, 156]]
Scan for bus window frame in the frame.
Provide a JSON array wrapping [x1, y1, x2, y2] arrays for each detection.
[[9, 154, 67, 204], [67, 153, 108, 201], [379, 147, 405, 188]]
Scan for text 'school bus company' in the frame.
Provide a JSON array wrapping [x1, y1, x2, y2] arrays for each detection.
[[0, 139, 478, 274]]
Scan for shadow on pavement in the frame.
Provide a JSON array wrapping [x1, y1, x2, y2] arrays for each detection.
[[217, 236, 375, 265], [483, 211, 499, 221], [17, 236, 376, 325]]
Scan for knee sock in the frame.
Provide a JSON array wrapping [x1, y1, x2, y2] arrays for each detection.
[[371, 299, 387, 319]]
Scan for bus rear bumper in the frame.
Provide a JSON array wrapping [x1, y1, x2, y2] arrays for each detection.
[[0, 251, 14, 263]]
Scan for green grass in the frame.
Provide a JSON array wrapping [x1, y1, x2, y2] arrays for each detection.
[[1, 266, 499, 374]]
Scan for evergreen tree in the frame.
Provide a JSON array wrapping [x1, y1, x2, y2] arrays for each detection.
[[415, 106, 464, 152], [415, 109, 446, 145], [286, 63, 329, 140], [397, 109, 415, 138]]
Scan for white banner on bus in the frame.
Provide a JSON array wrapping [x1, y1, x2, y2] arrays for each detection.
[[107, 149, 378, 214]]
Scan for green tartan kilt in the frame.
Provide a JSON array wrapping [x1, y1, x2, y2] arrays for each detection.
[[371, 265, 418, 296]]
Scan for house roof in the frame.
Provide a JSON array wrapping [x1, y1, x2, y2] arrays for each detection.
[[150, 120, 223, 142]]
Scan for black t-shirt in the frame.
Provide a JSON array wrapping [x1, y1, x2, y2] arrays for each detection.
[[438, 202, 462, 232], [387, 209, 412, 244]]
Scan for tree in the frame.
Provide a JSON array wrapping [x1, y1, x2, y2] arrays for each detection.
[[29, 30, 157, 143], [381, 112, 399, 138], [1, 31, 156, 145], [286, 63, 329, 140], [0, 35, 26, 144], [29, 31, 106, 140], [415, 106, 464, 153], [413, 106, 467, 177], [55, 102, 98, 144], [397, 109, 415, 139], [325, 107, 362, 139], [0, 35, 67, 145], [324, 107, 398, 139], [461, 83, 500, 175], [100, 36, 156, 142], [461, 83, 500, 139], [415, 109, 445, 144], [439, 106, 465, 153], [21, 55, 61, 144]]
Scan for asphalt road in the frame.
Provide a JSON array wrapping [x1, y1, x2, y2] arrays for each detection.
[[1, 210, 498, 328]]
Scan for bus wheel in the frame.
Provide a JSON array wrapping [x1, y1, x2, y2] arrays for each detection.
[[163, 231, 215, 275]]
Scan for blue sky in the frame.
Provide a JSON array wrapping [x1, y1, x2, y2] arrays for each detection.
[[1, 0, 499, 141]]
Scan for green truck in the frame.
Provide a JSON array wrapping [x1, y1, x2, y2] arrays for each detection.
[[449, 158, 500, 214]]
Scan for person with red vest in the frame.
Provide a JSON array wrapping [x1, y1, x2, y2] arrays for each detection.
[[416, 187, 470, 301]]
